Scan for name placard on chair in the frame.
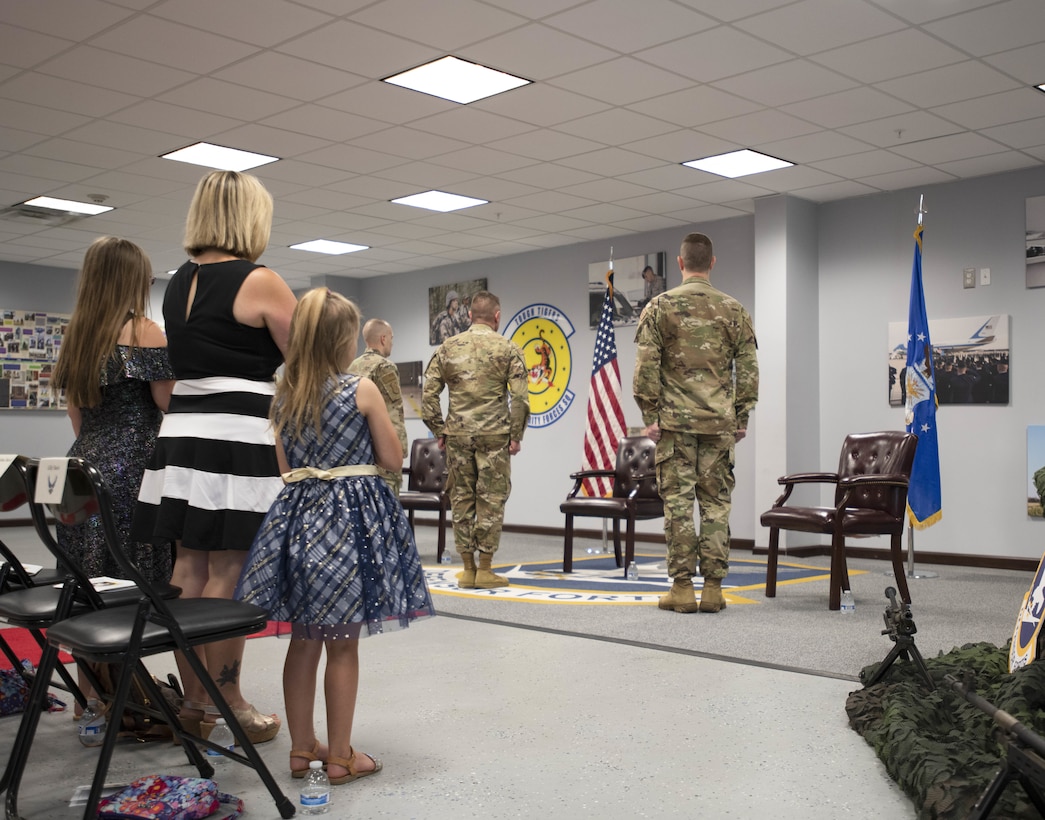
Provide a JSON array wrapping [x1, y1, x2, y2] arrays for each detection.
[[34, 457, 69, 505]]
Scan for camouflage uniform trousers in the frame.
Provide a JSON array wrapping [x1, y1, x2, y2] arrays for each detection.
[[445, 433, 512, 555], [378, 467, 402, 497], [656, 429, 735, 581]]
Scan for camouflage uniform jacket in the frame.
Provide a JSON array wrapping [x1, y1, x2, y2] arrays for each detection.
[[422, 323, 530, 440], [347, 348, 408, 456], [633, 277, 758, 434]]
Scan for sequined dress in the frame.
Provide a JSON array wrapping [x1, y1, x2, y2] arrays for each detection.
[[235, 376, 435, 639], [57, 345, 174, 584]]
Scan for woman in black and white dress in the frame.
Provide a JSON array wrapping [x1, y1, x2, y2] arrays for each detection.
[[132, 170, 297, 744]]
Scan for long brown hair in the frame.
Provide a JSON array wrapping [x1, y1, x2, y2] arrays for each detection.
[[273, 288, 360, 441], [53, 237, 153, 407]]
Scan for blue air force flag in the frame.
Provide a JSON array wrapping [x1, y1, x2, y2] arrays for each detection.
[[904, 223, 942, 528]]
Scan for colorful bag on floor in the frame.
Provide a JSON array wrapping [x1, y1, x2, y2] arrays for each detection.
[[96, 774, 243, 819], [0, 659, 65, 716]]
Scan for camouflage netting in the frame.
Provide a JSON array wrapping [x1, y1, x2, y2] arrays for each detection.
[[847, 642, 1045, 819]]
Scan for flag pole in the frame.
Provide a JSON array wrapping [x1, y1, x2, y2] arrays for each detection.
[[904, 194, 939, 581]]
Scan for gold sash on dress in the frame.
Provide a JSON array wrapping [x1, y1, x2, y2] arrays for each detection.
[[281, 465, 379, 484]]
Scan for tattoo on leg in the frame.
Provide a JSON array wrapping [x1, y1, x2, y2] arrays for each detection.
[[216, 660, 240, 687]]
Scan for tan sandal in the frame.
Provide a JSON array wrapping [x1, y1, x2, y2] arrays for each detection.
[[328, 747, 382, 786], [172, 700, 207, 746], [291, 739, 325, 779], [201, 704, 281, 744]]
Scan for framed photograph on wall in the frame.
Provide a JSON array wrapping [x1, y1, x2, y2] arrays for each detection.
[[429, 278, 487, 346], [1027, 195, 1045, 288], [1029, 426, 1045, 518], [397, 360, 423, 419], [887, 314, 1010, 406], [587, 252, 666, 329]]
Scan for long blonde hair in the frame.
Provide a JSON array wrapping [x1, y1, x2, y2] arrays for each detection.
[[53, 236, 153, 407], [273, 288, 360, 440], [183, 170, 272, 261]]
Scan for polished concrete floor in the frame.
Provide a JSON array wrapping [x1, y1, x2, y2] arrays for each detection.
[[4, 522, 1032, 818]]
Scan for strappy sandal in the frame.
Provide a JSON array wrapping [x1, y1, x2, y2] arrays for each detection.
[[291, 739, 326, 779], [201, 704, 281, 744], [328, 747, 382, 786], [172, 700, 208, 746]]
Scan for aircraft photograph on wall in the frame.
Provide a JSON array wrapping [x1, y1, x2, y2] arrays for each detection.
[[888, 314, 1010, 406]]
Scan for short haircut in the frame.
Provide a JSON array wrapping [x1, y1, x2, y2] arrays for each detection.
[[362, 318, 391, 346], [469, 291, 500, 323], [183, 170, 273, 261], [680, 232, 714, 273]]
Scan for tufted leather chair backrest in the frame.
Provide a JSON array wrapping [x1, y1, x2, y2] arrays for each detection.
[[612, 436, 659, 500], [834, 431, 918, 515], [407, 438, 448, 493]]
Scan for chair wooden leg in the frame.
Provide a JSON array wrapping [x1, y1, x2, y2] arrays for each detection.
[[765, 528, 780, 597], [891, 531, 912, 604], [612, 521, 623, 568], [829, 531, 845, 610], [435, 507, 446, 564], [624, 517, 635, 578], [563, 514, 574, 573]]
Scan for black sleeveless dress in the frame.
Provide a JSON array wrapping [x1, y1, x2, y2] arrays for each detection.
[[131, 259, 284, 551]]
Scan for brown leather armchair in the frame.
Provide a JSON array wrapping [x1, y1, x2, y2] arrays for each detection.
[[760, 431, 918, 610], [560, 435, 663, 575], [399, 438, 451, 564]]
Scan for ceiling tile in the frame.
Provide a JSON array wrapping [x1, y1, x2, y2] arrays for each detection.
[[22, 137, 144, 169], [931, 88, 1045, 131], [637, 27, 791, 83], [496, 163, 601, 189], [480, 0, 590, 18], [0, 154, 100, 184], [558, 178, 656, 202], [935, 151, 1041, 178], [736, 0, 905, 55], [983, 42, 1045, 85], [791, 179, 880, 201], [0, 24, 75, 69], [627, 86, 763, 128], [625, 130, 737, 163], [615, 190, 708, 213], [210, 123, 333, 159], [319, 80, 456, 125], [554, 109, 679, 144], [544, 0, 716, 52], [461, 24, 616, 81], [551, 58, 693, 105], [487, 131, 602, 161], [261, 105, 388, 142], [982, 117, 1045, 150], [157, 78, 298, 121], [89, 15, 260, 72], [0, 72, 139, 117], [890, 132, 1009, 164], [36, 45, 195, 97], [109, 100, 243, 140], [214, 53, 368, 102], [295, 143, 404, 174], [781, 87, 914, 129], [502, 190, 597, 213], [149, 0, 334, 47], [409, 108, 536, 144], [0, 0, 133, 39], [924, 0, 1045, 57], [371, 161, 478, 188], [876, 61, 1020, 107], [838, 110, 966, 148], [867, 0, 1000, 25], [671, 0, 798, 23], [760, 130, 873, 164], [475, 84, 612, 127], [555, 147, 664, 175], [277, 21, 442, 79], [559, 202, 649, 223], [429, 146, 538, 176], [811, 29, 966, 84], [699, 110, 821, 145], [857, 165, 957, 190], [809, 149, 919, 178], [350, 127, 471, 160], [254, 158, 355, 188], [351, 0, 525, 50], [713, 60, 858, 106]]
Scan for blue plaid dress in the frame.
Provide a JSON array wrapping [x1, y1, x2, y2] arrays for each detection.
[[235, 375, 434, 639]]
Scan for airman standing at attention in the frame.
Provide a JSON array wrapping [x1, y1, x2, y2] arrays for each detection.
[[348, 318, 408, 494], [422, 291, 530, 589], [633, 232, 759, 614]]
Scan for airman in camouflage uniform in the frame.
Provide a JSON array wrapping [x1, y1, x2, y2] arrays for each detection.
[[422, 291, 530, 589], [633, 232, 758, 614], [347, 318, 408, 494]]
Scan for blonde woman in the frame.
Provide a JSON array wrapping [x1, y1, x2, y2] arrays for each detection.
[[131, 170, 297, 744], [235, 289, 434, 783], [53, 236, 175, 585]]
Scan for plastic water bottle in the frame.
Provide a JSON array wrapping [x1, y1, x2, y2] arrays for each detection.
[[300, 759, 331, 815], [205, 718, 235, 763], [440, 550, 452, 564], [626, 561, 639, 581], [78, 699, 106, 747], [840, 589, 856, 614]]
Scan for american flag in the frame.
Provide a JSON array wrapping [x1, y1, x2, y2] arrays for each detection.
[[581, 274, 626, 497]]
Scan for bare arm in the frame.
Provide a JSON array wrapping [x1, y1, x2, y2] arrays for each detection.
[[67, 405, 82, 438], [356, 377, 404, 472], [135, 318, 175, 412], [275, 436, 291, 475], [233, 266, 298, 356]]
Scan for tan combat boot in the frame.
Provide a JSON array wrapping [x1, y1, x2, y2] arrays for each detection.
[[474, 553, 509, 589], [456, 552, 477, 589], [699, 578, 727, 613], [658, 578, 699, 613]]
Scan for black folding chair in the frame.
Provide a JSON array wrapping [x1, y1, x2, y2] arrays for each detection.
[[2, 457, 295, 820]]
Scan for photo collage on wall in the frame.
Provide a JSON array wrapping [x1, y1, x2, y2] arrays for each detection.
[[887, 314, 1010, 407], [0, 310, 69, 410]]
